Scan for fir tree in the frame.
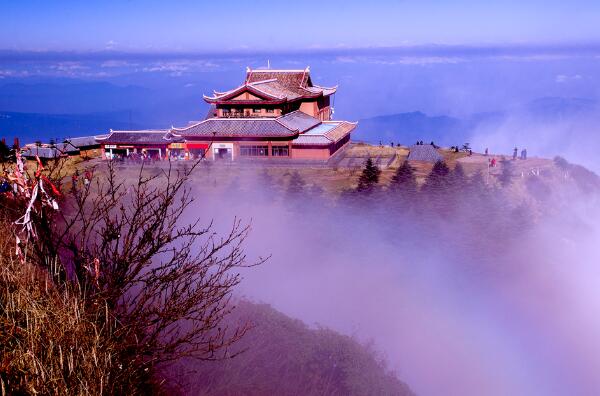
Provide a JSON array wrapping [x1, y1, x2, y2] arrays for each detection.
[[259, 168, 274, 188], [463, 169, 491, 225], [450, 163, 467, 185], [447, 162, 468, 199], [356, 158, 381, 193], [388, 160, 418, 209], [467, 170, 488, 196], [308, 184, 324, 199], [526, 175, 551, 201], [553, 156, 569, 171], [389, 161, 417, 192], [257, 168, 278, 202], [286, 171, 306, 198], [421, 160, 452, 212], [422, 160, 450, 194], [498, 158, 513, 188]]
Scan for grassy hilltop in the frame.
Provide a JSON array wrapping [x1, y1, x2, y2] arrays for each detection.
[[3, 142, 597, 395]]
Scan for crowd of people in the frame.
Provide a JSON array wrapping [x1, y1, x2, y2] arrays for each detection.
[[109, 151, 162, 164], [108, 150, 207, 163]]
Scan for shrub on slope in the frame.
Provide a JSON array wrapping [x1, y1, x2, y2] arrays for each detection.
[[167, 300, 414, 396]]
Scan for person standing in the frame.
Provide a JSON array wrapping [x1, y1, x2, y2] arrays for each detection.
[[84, 169, 92, 186], [71, 169, 79, 191]]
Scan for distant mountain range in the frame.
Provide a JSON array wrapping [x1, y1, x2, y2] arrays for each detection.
[[1, 89, 598, 148], [0, 111, 145, 143], [0, 78, 213, 142], [354, 111, 470, 146], [354, 97, 600, 147]]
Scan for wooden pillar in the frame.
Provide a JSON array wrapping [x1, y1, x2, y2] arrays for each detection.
[[267, 141, 272, 157]]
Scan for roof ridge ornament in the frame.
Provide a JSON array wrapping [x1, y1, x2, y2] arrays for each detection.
[[246, 66, 252, 84], [300, 67, 309, 88]]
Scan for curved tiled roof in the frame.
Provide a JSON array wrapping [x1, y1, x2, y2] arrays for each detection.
[[172, 118, 296, 138], [246, 69, 309, 87], [22, 146, 63, 159], [63, 136, 99, 148], [293, 121, 356, 146], [172, 111, 320, 139], [323, 121, 357, 143], [204, 67, 337, 103], [276, 111, 321, 133], [98, 130, 173, 144], [292, 135, 332, 145], [250, 80, 301, 100]]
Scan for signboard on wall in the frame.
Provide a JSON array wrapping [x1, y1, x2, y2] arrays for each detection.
[[187, 143, 208, 149]]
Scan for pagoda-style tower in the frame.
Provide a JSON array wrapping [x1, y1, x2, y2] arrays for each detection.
[[203, 67, 337, 121]]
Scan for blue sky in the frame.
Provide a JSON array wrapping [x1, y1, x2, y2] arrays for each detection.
[[1, 0, 599, 52]]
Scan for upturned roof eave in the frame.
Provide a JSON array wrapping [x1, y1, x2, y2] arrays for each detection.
[[206, 91, 327, 105], [203, 83, 284, 103], [173, 130, 300, 139], [210, 99, 288, 105]]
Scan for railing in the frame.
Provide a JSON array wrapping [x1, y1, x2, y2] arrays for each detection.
[[219, 112, 275, 118]]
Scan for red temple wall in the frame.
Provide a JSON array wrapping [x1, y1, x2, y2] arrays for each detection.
[[299, 100, 319, 118], [291, 146, 331, 160]]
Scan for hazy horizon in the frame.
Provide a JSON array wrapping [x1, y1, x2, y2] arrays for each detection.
[[2, 44, 600, 171]]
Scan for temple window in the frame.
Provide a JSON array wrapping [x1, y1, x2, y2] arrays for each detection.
[[271, 146, 289, 157], [240, 145, 269, 156]]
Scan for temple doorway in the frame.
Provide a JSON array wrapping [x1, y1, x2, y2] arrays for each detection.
[[213, 143, 234, 161], [215, 148, 232, 160]]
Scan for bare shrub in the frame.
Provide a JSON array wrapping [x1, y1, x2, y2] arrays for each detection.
[[0, 223, 124, 395], [1, 159, 262, 393]]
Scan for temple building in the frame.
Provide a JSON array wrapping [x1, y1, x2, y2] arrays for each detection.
[[98, 67, 356, 162], [96, 130, 181, 160], [203, 67, 336, 121]]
